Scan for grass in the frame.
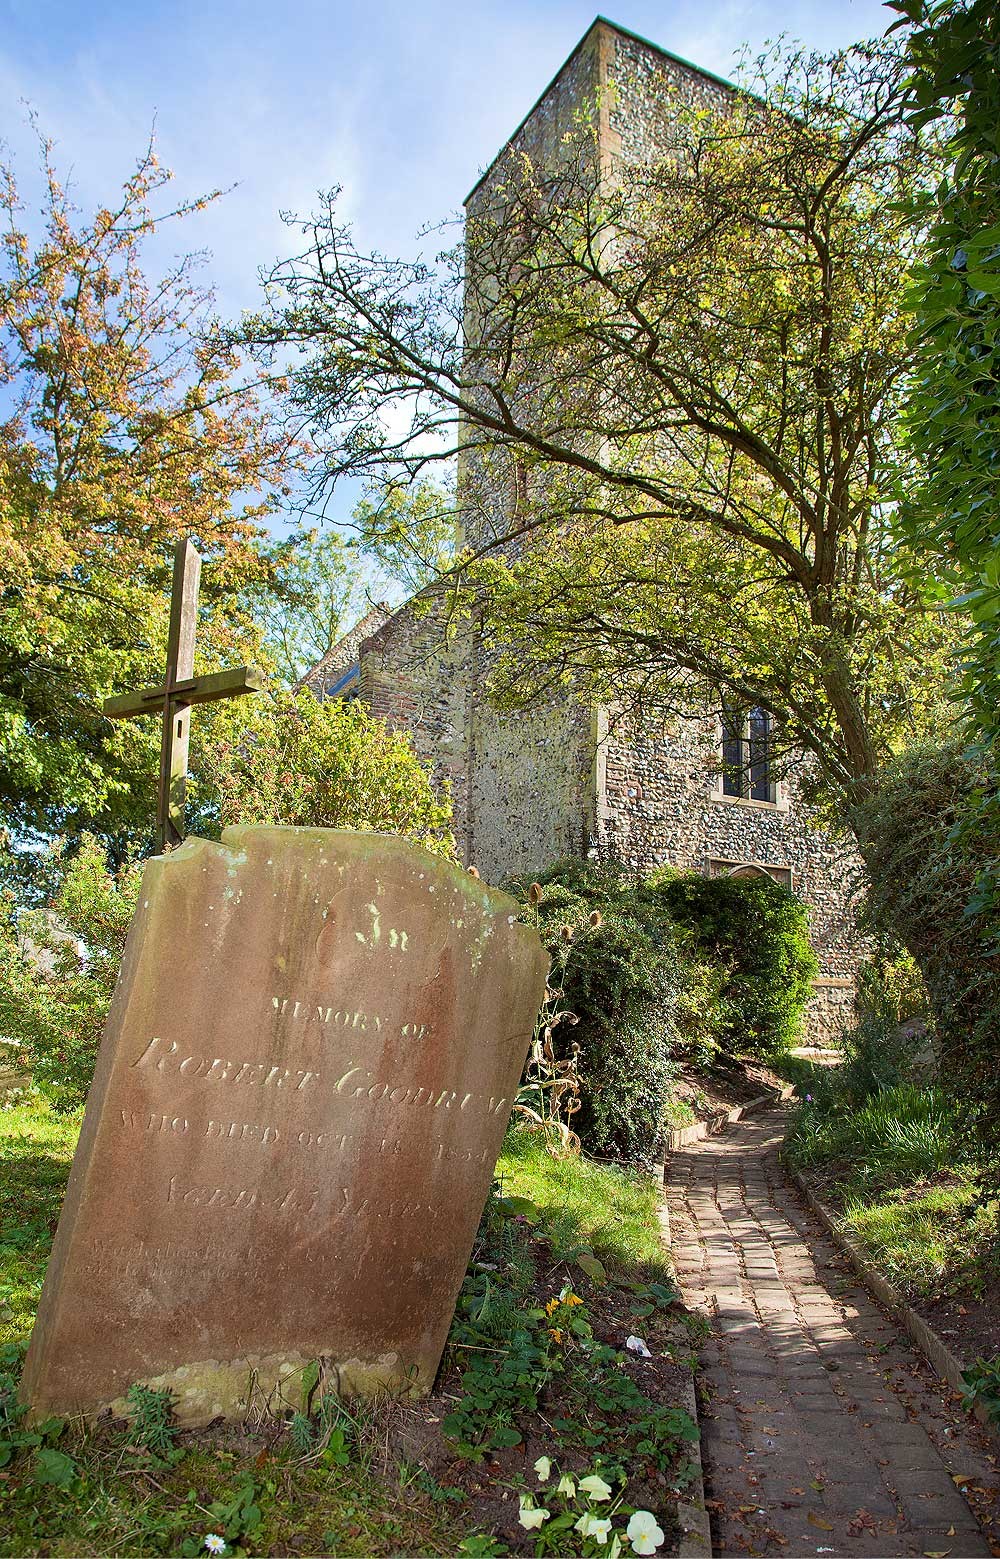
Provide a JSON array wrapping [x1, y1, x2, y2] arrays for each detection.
[[0, 1435, 467, 1557], [0, 1096, 80, 1350], [768, 1052, 834, 1096], [0, 1094, 685, 1557], [786, 1082, 959, 1198], [496, 1124, 670, 1277], [841, 1179, 998, 1299], [783, 1073, 1000, 1305]]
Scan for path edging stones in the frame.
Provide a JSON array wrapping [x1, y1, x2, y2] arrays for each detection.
[[791, 1168, 1000, 1449], [655, 1195, 711, 1556], [666, 1085, 793, 1152], [675, 1369, 712, 1557]]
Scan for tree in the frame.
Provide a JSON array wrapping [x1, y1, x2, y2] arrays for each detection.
[[0, 128, 296, 862], [247, 38, 952, 815], [258, 526, 369, 686], [255, 483, 457, 687], [350, 479, 456, 593], [0, 835, 141, 1109], [896, 0, 1000, 741], [893, 0, 1000, 913]]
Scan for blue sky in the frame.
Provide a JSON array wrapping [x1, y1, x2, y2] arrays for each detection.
[[1, 0, 893, 539], [3, 0, 893, 308]]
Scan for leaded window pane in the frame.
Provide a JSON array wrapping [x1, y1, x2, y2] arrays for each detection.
[[721, 708, 744, 797], [749, 706, 771, 801]]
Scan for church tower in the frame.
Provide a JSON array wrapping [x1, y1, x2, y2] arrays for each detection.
[[336, 19, 865, 1041]]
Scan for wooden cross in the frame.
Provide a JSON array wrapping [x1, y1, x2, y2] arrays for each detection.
[[104, 538, 263, 853]]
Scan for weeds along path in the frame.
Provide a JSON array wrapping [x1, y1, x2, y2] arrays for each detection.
[[666, 1108, 999, 1557]]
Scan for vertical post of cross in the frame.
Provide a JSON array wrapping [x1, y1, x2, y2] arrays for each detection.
[[157, 539, 201, 853], [104, 538, 261, 853]]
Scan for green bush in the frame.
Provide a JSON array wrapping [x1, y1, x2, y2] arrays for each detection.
[[195, 688, 455, 859], [509, 858, 818, 1160], [641, 871, 817, 1058], [853, 743, 1000, 1180], [0, 837, 141, 1110], [509, 862, 682, 1163], [827, 955, 930, 1101]]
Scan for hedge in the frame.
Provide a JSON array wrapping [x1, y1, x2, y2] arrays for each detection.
[[510, 858, 817, 1163], [852, 742, 1000, 1181]]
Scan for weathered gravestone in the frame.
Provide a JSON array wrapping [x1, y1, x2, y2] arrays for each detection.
[[21, 827, 548, 1426]]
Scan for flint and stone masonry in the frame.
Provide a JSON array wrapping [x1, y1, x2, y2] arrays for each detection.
[[306, 19, 866, 1041]]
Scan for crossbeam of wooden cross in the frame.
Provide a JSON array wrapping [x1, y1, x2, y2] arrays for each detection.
[[104, 538, 263, 853]]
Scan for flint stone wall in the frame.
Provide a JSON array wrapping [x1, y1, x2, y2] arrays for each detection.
[[596, 714, 867, 1043], [356, 600, 865, 1041]]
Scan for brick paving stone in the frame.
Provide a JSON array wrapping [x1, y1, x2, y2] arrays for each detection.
[[916, 1533, 992, 1558], [822, 1484, 899, 1518], [664, 1107, 1000, 1557]]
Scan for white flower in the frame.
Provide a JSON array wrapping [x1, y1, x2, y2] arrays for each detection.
[[204, 1538, 227, 1556], [626, 1335, 653, 1358], [518, 1496, 550, 1531], [626, 1511, 665, 1555], [534, 1455, 552, 1483], [579, 1473, 614, 1501], [575, 1511, 613, 1543], [557, 1473, 576, 1498]]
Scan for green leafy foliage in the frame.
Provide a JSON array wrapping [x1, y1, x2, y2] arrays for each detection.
[[351, 479, 457, 593], [178, 1475, 263, 1556], [962, 1357, 1000, 1424], [32, 1446, 78, 1488], [443, 1187, 697, 1480], [852, 742, 1000, 1179], [257, 527, 373, 687], [896, 0, 1000, 766], [289, 1391, 358, 1468], [797, 1049, 996, 1333], [642, 870, 818, 1059], [0, 130, 295, 862], [511, 863, 681, 1162], [510, 859, 815, 1160], [0, 836, 140, 1110], [783, 944, 1000, 1308], [892, 0, 1000, 1065], [0, 1343, 77, 1490], [194, 688, 455, 859], [125, 1382, 178, 1462]]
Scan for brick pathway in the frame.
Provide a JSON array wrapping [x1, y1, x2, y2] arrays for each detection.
[[666, 1109, 1000, 1558]]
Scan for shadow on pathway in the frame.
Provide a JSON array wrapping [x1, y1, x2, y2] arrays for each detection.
[[666, 1108, 999, 1558]]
